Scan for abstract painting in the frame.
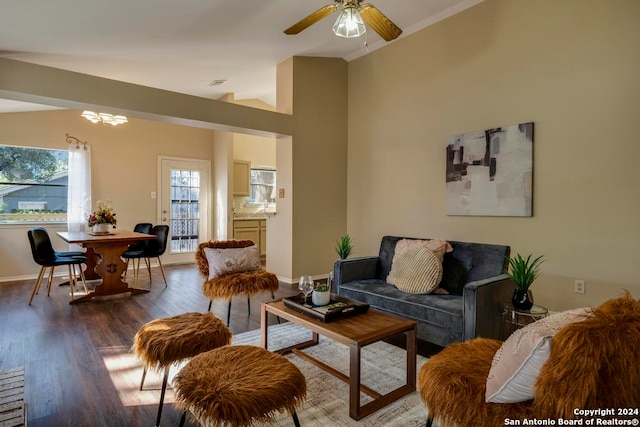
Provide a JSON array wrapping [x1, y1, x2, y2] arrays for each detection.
[[446, 122, 534, 216]]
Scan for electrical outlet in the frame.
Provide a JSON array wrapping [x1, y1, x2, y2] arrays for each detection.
[[574, 279, 586, 294]]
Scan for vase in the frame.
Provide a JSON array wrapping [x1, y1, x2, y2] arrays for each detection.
[[94, 223, 110, 233], [512, 289, 534, 311], [312, 290, 331, 307]]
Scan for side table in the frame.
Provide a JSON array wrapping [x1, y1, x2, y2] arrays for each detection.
[[500, 303, 549, 339]]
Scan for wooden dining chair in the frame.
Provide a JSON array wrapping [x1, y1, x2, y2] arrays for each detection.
[[27, 227, 88, 304]]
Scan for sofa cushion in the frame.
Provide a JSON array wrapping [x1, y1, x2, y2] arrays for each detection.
[[387, 246, 443, 294], [440, 253, 470, 295], [339, 279, 463, 336], [393, 238, 453, 261], [485, 307, 590, 403]]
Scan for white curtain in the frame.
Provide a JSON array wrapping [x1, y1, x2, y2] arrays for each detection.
[[67, 146, 92, 247]]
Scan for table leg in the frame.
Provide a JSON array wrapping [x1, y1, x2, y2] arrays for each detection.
[[406, 327, 417, 388], [261, 303, 268, 350], [69, 243, 148, 304], [350, 326, 417, 420], [349, 343, 362, 420], [82, 247, 101, 280], [59, 247, 100, 287]]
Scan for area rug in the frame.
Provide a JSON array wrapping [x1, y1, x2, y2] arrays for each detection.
[[232, 322, 429, 426], [0, 366, 26, 427], [103, 323, 428, 426]]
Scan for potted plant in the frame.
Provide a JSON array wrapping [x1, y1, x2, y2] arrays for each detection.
[[312, 280, 331, 306], [326, 234, 354, 293], [506, 253, 545, 310], [335, 234, 354, 260]]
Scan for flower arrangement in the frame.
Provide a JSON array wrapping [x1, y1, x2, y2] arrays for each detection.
[[88, 200, 117, 227]]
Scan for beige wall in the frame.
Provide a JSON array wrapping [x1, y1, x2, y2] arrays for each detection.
[[228, 97, 277, 168], [347, 0, 640, 311], [233, 135, 276, 168], [0, 109, 215, 280], [290, 57, 349, 279], [0, 57, 349, 283]]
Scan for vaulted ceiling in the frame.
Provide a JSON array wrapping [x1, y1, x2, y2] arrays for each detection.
[[0, 0, 482, 112]]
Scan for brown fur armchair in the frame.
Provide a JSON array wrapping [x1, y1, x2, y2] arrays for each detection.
[[418, 293, 640, 426], [195, 240, 279, 326]]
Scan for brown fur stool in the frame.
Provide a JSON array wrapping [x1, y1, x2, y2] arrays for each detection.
[[174, 345, 307, 427], [195, 240, 280, 326], [132, 311, 232, 427]]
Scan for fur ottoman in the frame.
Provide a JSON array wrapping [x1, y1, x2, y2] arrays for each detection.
[[174, 345, 307, 427]]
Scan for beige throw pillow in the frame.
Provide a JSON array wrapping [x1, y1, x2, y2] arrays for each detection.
[[394, 238, 453, 261], [485, 307, 591, 403], [387, 246, 443, 294], [204, 245, 262, 280]]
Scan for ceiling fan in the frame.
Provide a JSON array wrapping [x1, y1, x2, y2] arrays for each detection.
[[284, 0, 402, 42]]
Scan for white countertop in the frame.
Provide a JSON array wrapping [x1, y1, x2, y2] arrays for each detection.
[[233, 213, 267, 220]]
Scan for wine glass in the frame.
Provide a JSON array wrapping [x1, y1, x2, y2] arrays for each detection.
[[298, 275, 315, 307]]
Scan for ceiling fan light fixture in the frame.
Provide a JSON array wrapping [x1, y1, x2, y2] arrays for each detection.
[[332, 5, 366, 38]]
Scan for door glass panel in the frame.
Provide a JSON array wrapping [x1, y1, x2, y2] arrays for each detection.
[[170, 169, 200, 253]]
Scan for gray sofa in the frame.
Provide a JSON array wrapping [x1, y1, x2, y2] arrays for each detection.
[[333, 236, 512, 347]]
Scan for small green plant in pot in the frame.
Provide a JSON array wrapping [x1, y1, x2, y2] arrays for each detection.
[[326, 234, 354, 295], [506, 253, 545, 310], [315, 281, 330, 292], [335, 234, 354, 260], [312, 280, 331, 306]]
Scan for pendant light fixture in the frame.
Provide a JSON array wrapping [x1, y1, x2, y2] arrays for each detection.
[[81, 111, 128, 126]]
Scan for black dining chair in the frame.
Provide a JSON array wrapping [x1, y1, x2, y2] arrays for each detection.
[[126, 223, 153, 252], [122, 224, 169, 288], [143, 225, 170, 287], [27, 227, 88, 304], [122, 223, 153, 285]]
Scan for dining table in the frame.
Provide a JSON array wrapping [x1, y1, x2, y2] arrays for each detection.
[[57, 229, 156, 304]]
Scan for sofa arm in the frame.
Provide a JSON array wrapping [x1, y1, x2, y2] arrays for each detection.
[[462, 273, 513, 341], [333, 256, 379, 294]]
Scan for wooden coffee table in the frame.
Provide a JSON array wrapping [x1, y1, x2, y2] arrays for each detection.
[[261, 299, 417, 421]]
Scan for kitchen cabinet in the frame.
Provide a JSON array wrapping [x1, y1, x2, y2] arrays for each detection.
[[233, 160, 251, 196], [233, 219, 267, 260], [259, 221, 267, 258]]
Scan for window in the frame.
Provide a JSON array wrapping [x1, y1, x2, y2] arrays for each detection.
[[170, 169, 200, 253], [246, 167, 276, 205], [0, 145, 69, 223]]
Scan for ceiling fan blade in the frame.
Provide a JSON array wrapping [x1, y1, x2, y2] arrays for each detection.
[[284, 4, 340, 35], [358, 3, 403, 41]]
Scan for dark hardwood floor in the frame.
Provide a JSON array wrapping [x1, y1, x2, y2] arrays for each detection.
[[0, 264, 441, 427]]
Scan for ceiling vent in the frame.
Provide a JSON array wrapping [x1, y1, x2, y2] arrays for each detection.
[[208, 79, 227, 86]]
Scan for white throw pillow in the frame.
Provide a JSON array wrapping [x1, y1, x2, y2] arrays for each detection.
[[485, 307, 590, 403], [204, 245, 262, 280]]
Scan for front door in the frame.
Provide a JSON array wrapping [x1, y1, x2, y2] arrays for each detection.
[[159, 157, 210, 264]]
